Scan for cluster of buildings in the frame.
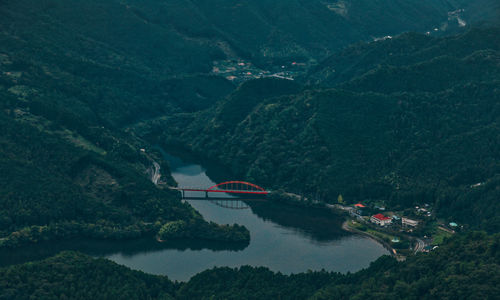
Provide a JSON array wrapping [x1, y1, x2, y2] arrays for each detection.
[[349, 202, 421, 229], [371, 213, 420, 228], [211, 59, 305, 83]]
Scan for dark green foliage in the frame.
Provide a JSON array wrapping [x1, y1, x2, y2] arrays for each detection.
[[1, 0, 489, 91], [176, 232, 500, 299], [312, 232, 500, 299], [342, 49, 499, 94], [0, 86, 248, 247], [158, 220, 250, 243], [177, 266, 334, 300], [0, 251, 176, 300], [146, 28, 500, 229], [2, 232, 497, 299], [0, 0, 254, 247], [217, 78, 302, 127], [0, 104, 174, 246], [0, 0, 235, 127], [307, 27, 500, 86], [0, 1, 499, 298], [161, 76, 235, 113]]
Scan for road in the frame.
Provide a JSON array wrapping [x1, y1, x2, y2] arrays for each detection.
[[414, 238, 425, 253], [150, 162, 161, 185], [342, 221, 398, 258]]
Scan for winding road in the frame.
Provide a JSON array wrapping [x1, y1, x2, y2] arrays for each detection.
[[414, 238, 425, 253], [151, 162, 161, 185]]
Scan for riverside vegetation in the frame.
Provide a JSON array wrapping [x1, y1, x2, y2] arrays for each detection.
[[1, 0, 499, 298], [4, 0, 495, 249], [0, 91, 250, 247], [138, 27, 500, 233], [0, 232, 498, 299]]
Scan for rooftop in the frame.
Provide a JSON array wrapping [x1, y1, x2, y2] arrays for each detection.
[[373, 213, 391, 221]]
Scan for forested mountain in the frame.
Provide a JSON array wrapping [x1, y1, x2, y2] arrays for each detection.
[[1, 0, 499, 298], [2, 0, 497, 127], [307, 27, 500, 87], [120, 0, 498, 66], [1, 232, 498, 299], [0, 0, 235, 126], [0, 251, 177, 299], [1, 0, 261, 248], [0, 92, 249, 247], [1, 0, 495, 128], [179, 232, 500, 299], [3, 0, 491, 247], [138, 27, 500, 230], [3, 0, 481, 69]]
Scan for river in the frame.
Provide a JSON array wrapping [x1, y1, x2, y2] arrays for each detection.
[[106, 150, 389, 281], [0, 150, 389, 281]]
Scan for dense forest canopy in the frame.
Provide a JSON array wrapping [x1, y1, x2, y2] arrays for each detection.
[[1, 0, 264, 248], [3, 0, 496, 246], [0, 95, 249, 247], [0, 0, 499, 298], [1, 232, 498, 299], [136, 27, 500, 231]]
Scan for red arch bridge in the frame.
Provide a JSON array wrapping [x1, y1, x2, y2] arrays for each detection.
[[172, 181, 270, 199]]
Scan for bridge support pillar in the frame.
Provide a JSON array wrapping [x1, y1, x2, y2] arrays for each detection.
[[182, 190, 185, 198], [205, 191, 208, 198]]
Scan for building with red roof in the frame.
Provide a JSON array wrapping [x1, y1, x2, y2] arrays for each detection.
[[370, 213, 392, 226], [354, 203, 366, 208]]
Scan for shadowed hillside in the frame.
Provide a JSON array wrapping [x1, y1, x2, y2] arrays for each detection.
[[140, 28, 500, 231], [1, 232, 498, 299]]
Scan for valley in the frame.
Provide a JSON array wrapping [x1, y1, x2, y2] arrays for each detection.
[[0, 0, 499, 298]]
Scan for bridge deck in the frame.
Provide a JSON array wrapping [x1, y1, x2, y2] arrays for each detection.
[[171, 187, 269, 195]]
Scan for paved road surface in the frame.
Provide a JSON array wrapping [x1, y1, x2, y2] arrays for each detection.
[[414, 238, 425, 253]]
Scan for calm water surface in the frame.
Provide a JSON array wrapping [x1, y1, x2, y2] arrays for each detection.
[[0, 150, 389, 281], [105, 151, 389, 281]]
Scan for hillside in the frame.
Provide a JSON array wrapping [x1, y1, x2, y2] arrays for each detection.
[[0, 86, 248, 247], [179, 232, 500, 299], [138, 28, 500, 230], [0, 0, 236, 126], [0, 108, 249, 248], [0, 251, 177, 299], [1, 0, 273, 247], [1, 232, 498, 299], [1, 0, 494, 128], [0, 0, 499, 298], [307, 27, 500, 87]]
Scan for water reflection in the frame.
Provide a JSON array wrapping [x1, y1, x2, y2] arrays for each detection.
[[247, 201, 347, 242], [0, 237, 249, 268], [1, 149, 389, 281], [106, 148, 389, 281]]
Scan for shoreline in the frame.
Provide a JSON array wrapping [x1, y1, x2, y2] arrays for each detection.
[[342, 220, 400, 258]]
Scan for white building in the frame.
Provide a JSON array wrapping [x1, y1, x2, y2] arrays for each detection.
[[402, 217, 419, 227], [371, 214, 392, 226]]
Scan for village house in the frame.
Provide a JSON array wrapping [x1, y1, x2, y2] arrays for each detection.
[[370, 213, 392, 226], [402, 217, 419, 227], [351, 203, 367, 218]]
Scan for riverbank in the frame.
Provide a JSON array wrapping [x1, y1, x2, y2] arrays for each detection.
[[268, 191, 326, 208], [342, 221, 405, 261], [262, 191, 399, 259], [140, 149, 391, 280]]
